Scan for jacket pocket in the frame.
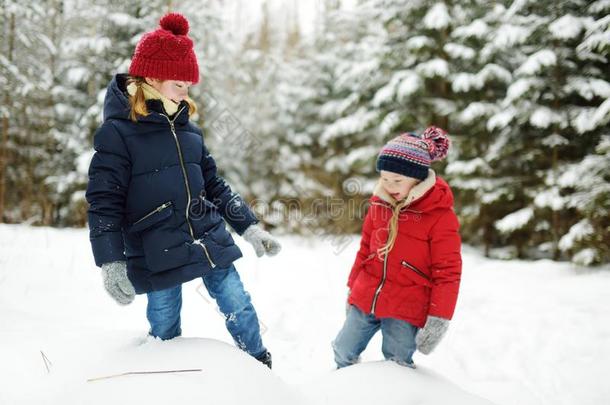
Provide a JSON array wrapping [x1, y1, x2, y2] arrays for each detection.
[[127, 202, 173, 233], [127, 202, 191, 273], [396, 285, 430, 322], [400, 260, 432, 287]]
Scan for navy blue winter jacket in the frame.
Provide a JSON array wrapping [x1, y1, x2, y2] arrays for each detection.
[[86, 74, 258, 294]]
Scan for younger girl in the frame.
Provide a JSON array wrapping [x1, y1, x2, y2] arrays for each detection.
[[332, 127, 462, 368], [85, 13, 280, 368]]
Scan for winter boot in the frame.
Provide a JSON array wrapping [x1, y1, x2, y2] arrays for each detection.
[[256, 351, 272, 369]]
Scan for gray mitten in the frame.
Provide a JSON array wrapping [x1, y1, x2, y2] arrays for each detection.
[[242, 225, 282, 257], [101, 261, 135, 305], [416, 316, 450, 354]]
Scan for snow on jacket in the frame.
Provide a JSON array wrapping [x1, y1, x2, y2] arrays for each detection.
[[347, 170, 462, 328], [86, 73, 258, 294]]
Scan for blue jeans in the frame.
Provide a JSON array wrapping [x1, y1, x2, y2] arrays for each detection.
[[146, 264, 267, 359], [332, 305, 418, 368]]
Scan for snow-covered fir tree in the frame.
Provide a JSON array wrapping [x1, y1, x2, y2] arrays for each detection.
[[477, 0, 609, 263], [0, 0, 78, 225], [276, 2, 386, 233]]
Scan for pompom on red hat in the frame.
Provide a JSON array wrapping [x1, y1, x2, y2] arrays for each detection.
[[128, 13, 199, 84]]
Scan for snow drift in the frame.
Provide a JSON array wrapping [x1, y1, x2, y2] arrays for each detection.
[[52, 336, 493, 405]]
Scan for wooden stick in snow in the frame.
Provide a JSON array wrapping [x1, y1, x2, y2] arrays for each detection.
[[87, 368, 203, 382], [40, 350, 52, 373]]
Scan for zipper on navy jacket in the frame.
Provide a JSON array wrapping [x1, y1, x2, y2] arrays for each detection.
[[133, 201, 173, 226], [192, 239, 216, 268], [159, 106, 194, 239], [159, 107, 217, 269], [401, 260, 430, 281]]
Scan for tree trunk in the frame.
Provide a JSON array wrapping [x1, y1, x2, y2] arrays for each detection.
[[551, 146, 559, 260], [0, 10, 15, 222]]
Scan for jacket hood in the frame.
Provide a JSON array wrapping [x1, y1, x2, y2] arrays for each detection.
[[102, 73, 190, 125], [372, 169, 454, 212]]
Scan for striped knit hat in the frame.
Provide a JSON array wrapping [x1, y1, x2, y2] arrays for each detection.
[[376, 126, 450, 180], [128, 13, 199, 84]]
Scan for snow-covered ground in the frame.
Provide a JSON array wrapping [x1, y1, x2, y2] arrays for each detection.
[[0, 224, 608, 404]]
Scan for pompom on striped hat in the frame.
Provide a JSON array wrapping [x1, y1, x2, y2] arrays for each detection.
[[376, 126, 450, 180], [128, 13, 200, 83]]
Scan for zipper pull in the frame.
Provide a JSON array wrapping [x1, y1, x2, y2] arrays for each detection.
[[193, 239, 217, 268], [157, 202, 171, 212]]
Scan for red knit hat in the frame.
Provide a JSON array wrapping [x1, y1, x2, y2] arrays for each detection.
[[128, 13, 199, 83]]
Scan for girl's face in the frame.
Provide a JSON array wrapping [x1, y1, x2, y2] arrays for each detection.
[[380, 170, 420, 201], [145, 78, 192, 104]]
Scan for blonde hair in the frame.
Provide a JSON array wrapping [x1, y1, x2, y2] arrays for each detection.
[[126, 76, 198, 122], [377, 198, 410, 259]]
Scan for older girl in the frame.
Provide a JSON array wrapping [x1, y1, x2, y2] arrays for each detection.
[[86, 13, 279, 368]]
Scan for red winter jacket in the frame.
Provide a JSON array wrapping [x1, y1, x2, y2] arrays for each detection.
[[347, 171, 462, 328]]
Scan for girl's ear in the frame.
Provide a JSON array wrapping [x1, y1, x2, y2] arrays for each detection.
[[144, 77, 159, 86]]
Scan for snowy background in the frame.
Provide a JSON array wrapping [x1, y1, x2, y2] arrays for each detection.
[[1, 0, 608, 264], [1, 224, 608, 404]]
